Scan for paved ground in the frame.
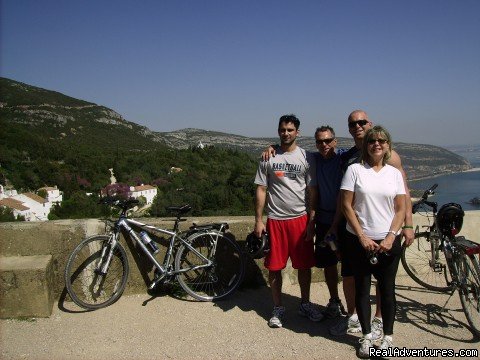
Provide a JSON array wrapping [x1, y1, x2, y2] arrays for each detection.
[[1, 276, 479, 360]]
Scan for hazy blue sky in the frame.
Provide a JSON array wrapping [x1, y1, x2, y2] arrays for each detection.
[[2, 0, 479, 146]]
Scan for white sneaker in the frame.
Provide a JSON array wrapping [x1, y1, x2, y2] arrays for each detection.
[[329, 314, 361, 336], [358, 333, 374, 358], [268, 306, 285, 328], [379, 335, 393, 350], [298, 301, 324, 322], [371, 317, 383, 341]]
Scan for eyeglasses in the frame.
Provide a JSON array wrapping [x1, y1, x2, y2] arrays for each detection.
[[367, 138, 388, 145], [348, 119, 369, 128], [316, 138, 335, 145]]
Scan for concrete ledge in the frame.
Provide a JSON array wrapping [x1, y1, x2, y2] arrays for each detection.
[[0, 211, 479, 318], [0, 255, 54, 318]]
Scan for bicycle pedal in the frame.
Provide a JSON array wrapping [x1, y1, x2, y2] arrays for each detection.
[[433, 263, 444, 273], [148, 280, 160, 290], [149, 275, 165, 290]]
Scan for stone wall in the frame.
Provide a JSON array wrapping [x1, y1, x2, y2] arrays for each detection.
[[1, 212, 479, 317]]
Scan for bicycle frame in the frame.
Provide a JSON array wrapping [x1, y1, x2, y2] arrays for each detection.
[[95, 199, 230, 289], [113, 216, 216, 277], [65, 197, 244, 308]]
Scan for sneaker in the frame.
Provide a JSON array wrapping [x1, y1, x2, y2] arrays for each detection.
[[298, 301, 324, 322], [358, 334, 374, 358], [329, 314, 361, 336], [323, 298, 346, 319], [268, 306, 285, 328], [379, 335, 393, 350], [371, 317, 383, 341]]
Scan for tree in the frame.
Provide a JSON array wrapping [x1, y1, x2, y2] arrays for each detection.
[[0, 207, 15, 222]]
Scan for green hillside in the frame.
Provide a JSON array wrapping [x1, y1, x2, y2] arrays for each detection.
[[0, 77, 471, 218], [0, 78, 258, 216]]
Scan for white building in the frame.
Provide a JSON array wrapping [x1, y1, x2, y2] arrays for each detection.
[[38, 186, 63, 204], [0, 197, 33, 221], [0, 185, 60, 221], [12, 193, 51, 221], [129, 185, 157, 205], [0, 185, 18, 199]]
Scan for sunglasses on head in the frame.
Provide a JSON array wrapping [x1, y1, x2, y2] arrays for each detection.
[[367, 138, 388, 145], [348, 119, 369, 128], [316, 138, 335, 145]]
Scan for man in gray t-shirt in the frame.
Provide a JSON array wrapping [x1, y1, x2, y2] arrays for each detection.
[[254, 114, 322, 328], [254, 146, 315, 219]]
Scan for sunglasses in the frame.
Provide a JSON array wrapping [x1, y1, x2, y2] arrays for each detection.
[[316, 138, 335, 145], [348, 119, 369, 128], [367, 138, 388, 145]]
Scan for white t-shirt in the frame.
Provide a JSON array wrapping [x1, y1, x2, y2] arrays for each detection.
[[254, 146, 316, 220], [340, 163, 406, 240]]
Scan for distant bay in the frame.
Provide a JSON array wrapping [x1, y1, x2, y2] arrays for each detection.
[[409, 144, 480, 211]]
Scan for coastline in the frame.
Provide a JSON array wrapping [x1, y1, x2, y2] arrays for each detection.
[[463, 167, 480, 173], [409, 167, 480, 182]]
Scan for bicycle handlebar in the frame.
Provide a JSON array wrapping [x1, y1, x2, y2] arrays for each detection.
[[412, 183, 438, 214], [99, 197, 139, 211]]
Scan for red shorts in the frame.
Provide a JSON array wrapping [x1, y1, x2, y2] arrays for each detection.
[[264, 214, 315, 271]]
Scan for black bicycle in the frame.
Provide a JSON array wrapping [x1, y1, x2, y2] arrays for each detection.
[[65, 198, 245, 309], [401, 184, 480, 336]]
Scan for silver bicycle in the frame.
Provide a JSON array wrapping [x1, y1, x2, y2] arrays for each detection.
[[65, 198, 245, 309]]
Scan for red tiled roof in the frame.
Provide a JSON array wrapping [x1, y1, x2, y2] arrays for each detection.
[[24, 192, 48, 204], [0, 198, 30, 211], [38, 186, 57, 191], [132, 185, 156, 191]]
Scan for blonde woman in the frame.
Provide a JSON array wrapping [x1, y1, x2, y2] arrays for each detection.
[[340, 126, 406, 357]]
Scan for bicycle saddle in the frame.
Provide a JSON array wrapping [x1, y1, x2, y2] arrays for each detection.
[[166, 204, 192, 214]]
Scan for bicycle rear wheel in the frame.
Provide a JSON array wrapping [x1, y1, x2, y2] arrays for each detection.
[[401, 233, 452, 291], [65, 235, 129, 310], [175, 231, 245, 301], [457, 252, 480, 337]]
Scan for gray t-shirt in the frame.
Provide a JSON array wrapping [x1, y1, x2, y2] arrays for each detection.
[[254, 146, 316, 220]]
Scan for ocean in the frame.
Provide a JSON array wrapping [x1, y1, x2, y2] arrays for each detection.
[[409, 144, 480, 211]]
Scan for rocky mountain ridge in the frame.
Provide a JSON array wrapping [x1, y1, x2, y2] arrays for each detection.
[[1, 77, 470, 180]]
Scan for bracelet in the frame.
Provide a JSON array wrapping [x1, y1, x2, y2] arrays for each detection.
[[402, 225, 414, 229], [387, 230, 397, 236]]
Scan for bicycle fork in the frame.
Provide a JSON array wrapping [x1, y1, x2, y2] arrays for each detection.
[[95, 234, 117, 276]]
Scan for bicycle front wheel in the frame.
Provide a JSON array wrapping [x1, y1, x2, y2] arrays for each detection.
[[175, 231, 245, 301], [457, 252, 480, 337], [65, 235, 129, 310], [401, 233, 452, 291]]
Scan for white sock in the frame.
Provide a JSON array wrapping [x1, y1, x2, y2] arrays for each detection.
[[383, 335, 393, 342], [349, 313, 359, 321]]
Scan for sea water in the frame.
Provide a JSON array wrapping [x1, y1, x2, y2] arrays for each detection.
[[409, 144, 480, 211]]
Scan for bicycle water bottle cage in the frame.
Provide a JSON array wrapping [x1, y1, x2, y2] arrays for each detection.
[[437, 203, 464, 237]]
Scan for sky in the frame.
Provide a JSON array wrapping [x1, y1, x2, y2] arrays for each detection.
[[2, 0, 479, 146]]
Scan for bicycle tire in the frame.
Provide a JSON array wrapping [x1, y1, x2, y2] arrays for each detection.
[[401, 232, 452, 291], [457, 252, 480, 337], [175, 231, 245, 301], [65, 235, 129, 310]]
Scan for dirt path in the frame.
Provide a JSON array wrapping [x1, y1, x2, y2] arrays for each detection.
[[1, 276, 478, 359]]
